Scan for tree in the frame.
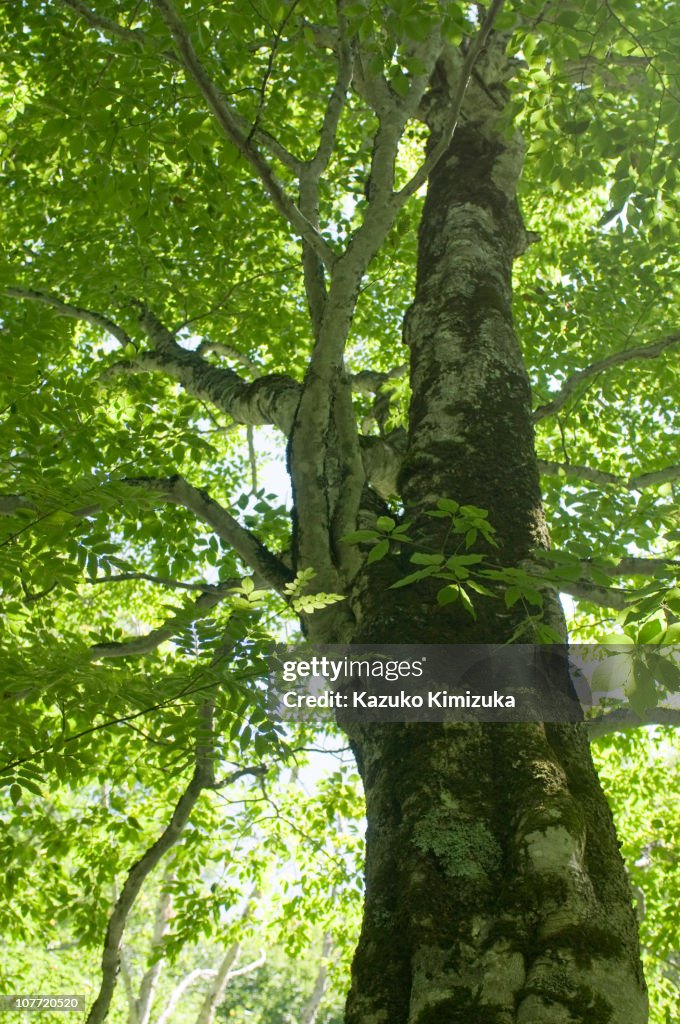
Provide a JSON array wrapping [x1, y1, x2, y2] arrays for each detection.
[[1, 1, 679, 1022]]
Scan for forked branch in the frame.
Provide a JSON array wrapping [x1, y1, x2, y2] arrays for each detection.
[[151, 0, 335, 270]]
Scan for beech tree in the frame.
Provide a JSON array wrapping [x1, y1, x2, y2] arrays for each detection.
[[1, 2, 679, 1023]]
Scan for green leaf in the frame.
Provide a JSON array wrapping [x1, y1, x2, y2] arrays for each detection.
[[389, 567, 436, 589], [637, 619, 665, 644], [367, 538, 389, 564], [342, 530, 380, 544], [458, 587, 476, 618], [410, 553, 444, 566]]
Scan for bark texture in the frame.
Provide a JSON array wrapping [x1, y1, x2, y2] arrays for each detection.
[[340, 63, 648, 1024]]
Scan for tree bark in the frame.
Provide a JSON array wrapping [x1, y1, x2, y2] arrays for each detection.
[[340, 70, 648, 1024]]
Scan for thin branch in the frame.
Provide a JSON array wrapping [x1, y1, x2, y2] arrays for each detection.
[[151, 0, 334, 269], [533, 332, 680, 421], [193, 942, 241, 1024], [85, 763, 211, 1024], [177, 262, 298, 333], [136, 876, 175, 1024], [1, 674, 231, 773], [538, 459, 680, 491], [3, 286, 131, 346], [210, 765, 268, 791], [595, 557, 680, 577], [88, 571, 229, 593], [0, 495, 36, 515], [226, 952, 266, 979], [397, 0, 506, 201], [59, 0, 300, 168], [587, 706, 680, 739], [155, 970, 218, 1024], [300, 932, 332, 1024], [123, 475, 291, 591], [89, 589, 225, 660], [193, 892, 261, 1024], [57, 0, 146, 46], [247, 0, 302, 149]]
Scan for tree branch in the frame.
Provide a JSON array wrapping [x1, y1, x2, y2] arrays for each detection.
[[193, 942, 241, 1024], [300, 932, 332, 1024], [596, 557, 680, 577], [297, 4, 353, 334], [123, 475, 291, 591], [85, 762, 211, 1024], [397, 0, 507, 201], [538, 459, 680, 491], [151, 0, 334, 270], [533, 332, 680, 421], [350, 366, 407, 394], [57, 0, 146, 47], [587, 706, 680, 739], [156, 970, 218, 1024], [136, 875, 174, 1024], [193, 891, 262, 1024], [558, 581, 631, 611], [225, 951, 266, 979], [102, 351, 300, 433], [107, 303, 302, 433], [89, 589, 226, 660], [88, 570, 229, 593], [59, 0, 300, 169], [3, 286, 131, 346]]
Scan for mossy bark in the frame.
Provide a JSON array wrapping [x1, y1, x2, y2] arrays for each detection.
[[342, 79, 647, 1024]]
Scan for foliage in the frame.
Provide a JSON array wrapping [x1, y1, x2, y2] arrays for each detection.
[[0, 0, 679, 1021], [593, 728, 680, 1024]]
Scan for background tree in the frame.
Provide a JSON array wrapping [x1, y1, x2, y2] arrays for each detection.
[[1, 1, 679, 1023]]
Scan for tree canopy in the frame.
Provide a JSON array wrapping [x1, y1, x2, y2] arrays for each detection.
[[1, 1, 679, 1022]]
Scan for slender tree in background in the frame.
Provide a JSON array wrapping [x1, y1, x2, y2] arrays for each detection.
[[1, 2, 679, 1022]]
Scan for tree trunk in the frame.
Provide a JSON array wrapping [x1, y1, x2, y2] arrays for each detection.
[[341, 82, 647, 1024]]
